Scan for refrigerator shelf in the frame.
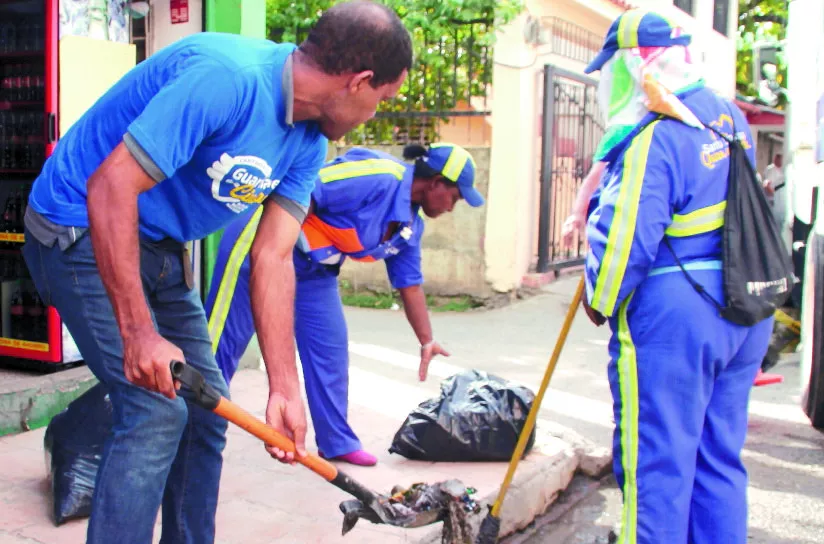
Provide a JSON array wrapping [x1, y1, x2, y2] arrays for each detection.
[[0, 51, 45, 60], [0, 101, 43, 110], [0, 169, 38, 174]]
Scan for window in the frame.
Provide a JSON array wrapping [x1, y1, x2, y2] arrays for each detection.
[[713, 0, 730, 36], [674, 0, 693, 15]]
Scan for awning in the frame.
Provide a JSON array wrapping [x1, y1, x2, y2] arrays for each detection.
[[734, 97, 786, 127]]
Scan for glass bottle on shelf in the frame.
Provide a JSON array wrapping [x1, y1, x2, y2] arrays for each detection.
[[10, 286, 23, 340], [27, 289, 45, 342], [1, 192, 16, 249]]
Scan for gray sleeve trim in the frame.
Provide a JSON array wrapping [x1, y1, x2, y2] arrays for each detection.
[[123, 132, 166, 183], [270, 194, 308, 224]]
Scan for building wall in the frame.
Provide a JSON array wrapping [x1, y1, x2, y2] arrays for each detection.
[[330, 146, 494, 298], [482, 0, 740, 293], [632, 0, 739, 97], [484, 1, 619, 293], [148, 0, 203, 54]]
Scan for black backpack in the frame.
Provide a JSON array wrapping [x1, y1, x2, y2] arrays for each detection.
[[646, 110, 795, 326]]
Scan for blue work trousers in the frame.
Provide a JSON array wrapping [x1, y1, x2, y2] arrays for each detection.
[[607, 269, 772, 544], [23, 228, 230, 544], [206, 223, 361, 458]]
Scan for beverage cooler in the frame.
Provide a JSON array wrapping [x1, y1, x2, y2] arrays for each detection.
[[0, 0, 62, 368], [0, 0, 134, 369]]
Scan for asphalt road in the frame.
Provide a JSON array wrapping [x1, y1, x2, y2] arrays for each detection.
[[484, 279, 824, 544], [247, 274, 823, 543]]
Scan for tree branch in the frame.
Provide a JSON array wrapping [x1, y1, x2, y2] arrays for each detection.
[[738, 0, 768, 14], [448, 17, 494, 25], [750, 14, 787, 26]]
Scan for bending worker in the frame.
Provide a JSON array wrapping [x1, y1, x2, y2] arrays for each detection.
[[581, 10, 772, 544], [206, 143, 484, 466]]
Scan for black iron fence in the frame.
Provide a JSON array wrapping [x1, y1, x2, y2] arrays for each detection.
[[536, 64, 605, 272], [269, 19, 494, 145]]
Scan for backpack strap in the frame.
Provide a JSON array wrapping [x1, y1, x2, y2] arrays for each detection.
[[658, 106, 742, 314], [662, 237, 725, 312]]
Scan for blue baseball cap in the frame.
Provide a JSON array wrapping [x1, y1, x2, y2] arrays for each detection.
[[584, 10, 692, 74], [423, 143, 484, 207]]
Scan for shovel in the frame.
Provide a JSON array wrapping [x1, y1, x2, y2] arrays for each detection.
[[169, 361, 476, 537]]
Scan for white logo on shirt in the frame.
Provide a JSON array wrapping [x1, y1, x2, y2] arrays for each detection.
[[207, 153, 281, 213]]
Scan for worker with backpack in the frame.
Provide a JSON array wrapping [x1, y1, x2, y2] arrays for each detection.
[[581, 10, 793, 544]]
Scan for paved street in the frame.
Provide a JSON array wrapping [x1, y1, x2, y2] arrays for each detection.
[[339, 276, 824, 543], [1, 274, 821, 542]]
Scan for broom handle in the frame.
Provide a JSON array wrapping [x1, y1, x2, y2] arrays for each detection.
[[489, 276, 585, 517]]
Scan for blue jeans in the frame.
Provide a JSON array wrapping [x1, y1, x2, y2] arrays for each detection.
[[23, 228, 230, 544]]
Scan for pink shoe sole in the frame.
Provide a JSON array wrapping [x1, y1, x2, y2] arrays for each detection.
[[321, 450, 378, 466]]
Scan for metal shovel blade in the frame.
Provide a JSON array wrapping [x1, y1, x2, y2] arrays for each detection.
[[339, 479, 478, 536]]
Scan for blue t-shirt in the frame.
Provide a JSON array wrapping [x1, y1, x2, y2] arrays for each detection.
[[28, 32, 328, 242]]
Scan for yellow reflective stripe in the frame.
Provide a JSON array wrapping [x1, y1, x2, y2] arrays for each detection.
[[442, 149, 468, 181], [208, 206, 264, 353], [618, 10, 645, 49], [665, 201, 726, 237], [430, 143, 476, 182], [617, 293, 639, 544], [319, 159, 405, 184], [591, 121, 659, 316]]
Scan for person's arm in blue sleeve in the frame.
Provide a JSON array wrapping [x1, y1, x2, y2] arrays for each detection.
[[124, 62, 240, 181], [585, 121, 679, 318], [247, 132, 330, 463], [266, 131, 328, 224], [87, 62, 242, 399], [386, 229, 450, 381]]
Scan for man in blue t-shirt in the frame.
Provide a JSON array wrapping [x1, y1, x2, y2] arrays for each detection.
[[21, 2, 412, 542]]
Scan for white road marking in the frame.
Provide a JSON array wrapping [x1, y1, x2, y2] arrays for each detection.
[[348, 342, 615, 429]]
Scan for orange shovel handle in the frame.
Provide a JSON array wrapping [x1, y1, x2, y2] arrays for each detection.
[[212, 397, 338, 480], [170, 361, 338, 481]]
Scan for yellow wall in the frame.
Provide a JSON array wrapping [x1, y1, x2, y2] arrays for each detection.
[[483, 1, 617, 292], [58, 37, 136, 135]]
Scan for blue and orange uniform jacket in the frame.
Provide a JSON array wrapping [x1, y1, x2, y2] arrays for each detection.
[[205, 147, 426, 383], [294, 147, 426, 288]]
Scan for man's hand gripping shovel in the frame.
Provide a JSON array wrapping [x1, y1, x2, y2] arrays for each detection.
[[170, 361, 476, 537]]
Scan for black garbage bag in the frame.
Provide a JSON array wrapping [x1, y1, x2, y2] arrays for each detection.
[[43, 382, 112, 526], [389, 369, 536, 462]]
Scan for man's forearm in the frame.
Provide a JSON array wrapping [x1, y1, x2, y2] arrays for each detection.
[[87, 150, 154, 340], [250, 250, 299, 391], [399, 285, 433, 345]]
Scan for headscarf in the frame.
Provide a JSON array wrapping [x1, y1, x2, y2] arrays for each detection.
[[594, 43, 706, 161]]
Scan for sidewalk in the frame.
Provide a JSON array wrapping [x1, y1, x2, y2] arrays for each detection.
[[0, 366, 602, 544], [0, 275, 615, 543]]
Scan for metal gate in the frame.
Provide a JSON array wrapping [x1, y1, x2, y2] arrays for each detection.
[[536, 65, 605, 272]]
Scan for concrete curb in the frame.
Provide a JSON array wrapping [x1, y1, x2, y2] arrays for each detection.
[[409, 431, 595, 543], [0, 366, 97, 437], [417, 423, 612, 544]]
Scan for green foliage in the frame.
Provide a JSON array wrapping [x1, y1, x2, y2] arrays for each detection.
[[266, 0, 524, 143], [736, 0, 788, 106]]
